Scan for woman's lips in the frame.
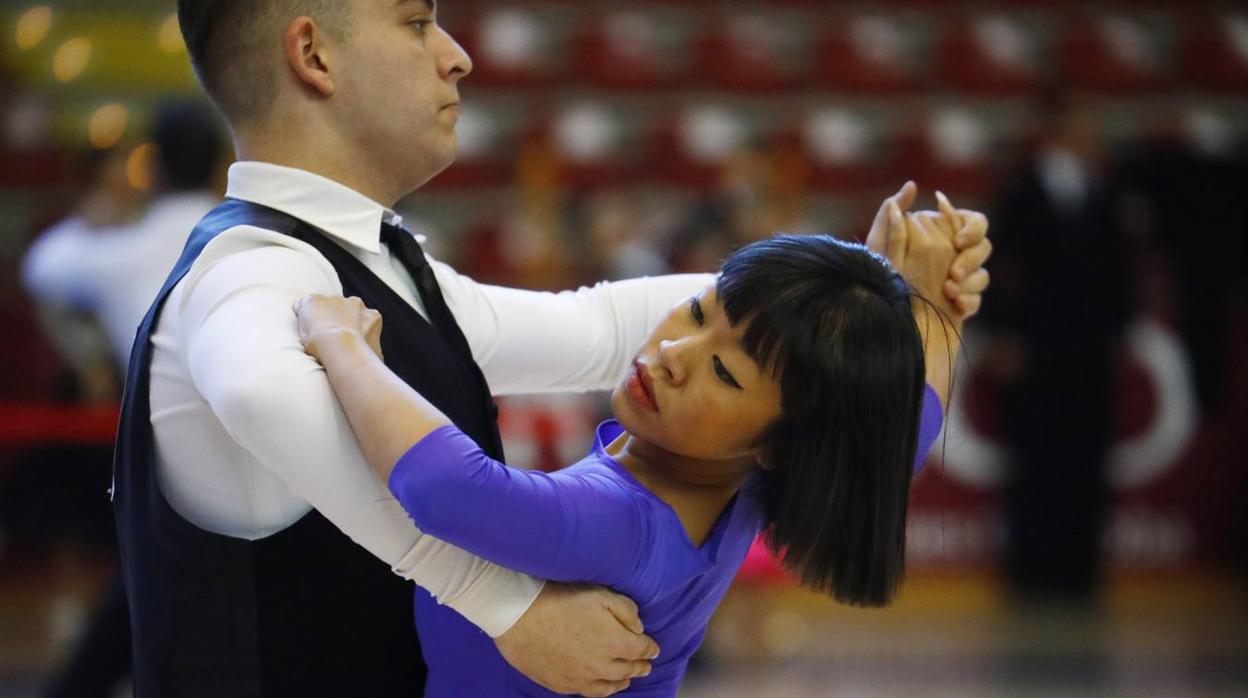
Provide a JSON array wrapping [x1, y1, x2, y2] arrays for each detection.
[[627, 362, 659, 412]]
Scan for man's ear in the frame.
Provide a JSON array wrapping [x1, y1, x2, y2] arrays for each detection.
[[284, 17, 335, 97]]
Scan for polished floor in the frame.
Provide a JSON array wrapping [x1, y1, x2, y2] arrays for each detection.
[[1, 548, 1245, 698]]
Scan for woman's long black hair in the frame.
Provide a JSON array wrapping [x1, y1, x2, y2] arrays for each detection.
[[718, 234, 926, 607]]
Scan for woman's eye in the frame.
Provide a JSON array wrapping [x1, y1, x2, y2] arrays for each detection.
[[690, 298, 705, 325], [713, 356, 742, 389], [410, 20, 431, 33]]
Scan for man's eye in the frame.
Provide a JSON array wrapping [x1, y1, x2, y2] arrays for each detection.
[[409, 20, 431, 32], [690, 297, 704, 325], [713, 356, 742, 389]]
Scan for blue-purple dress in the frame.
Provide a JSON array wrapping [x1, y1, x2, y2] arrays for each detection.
[[389, 386, 945, 697]]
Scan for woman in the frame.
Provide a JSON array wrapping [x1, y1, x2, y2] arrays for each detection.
[[296, 211, 965, 696]]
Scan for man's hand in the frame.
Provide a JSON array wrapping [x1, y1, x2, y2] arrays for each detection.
[[496, 583, 659, 697]]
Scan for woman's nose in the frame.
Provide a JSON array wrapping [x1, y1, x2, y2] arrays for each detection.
[[657, 338, 691, 385]]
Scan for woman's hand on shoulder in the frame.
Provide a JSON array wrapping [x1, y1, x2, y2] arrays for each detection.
[[292, 294, 384, 361]]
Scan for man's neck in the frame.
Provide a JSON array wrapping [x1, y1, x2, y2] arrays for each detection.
[[231, 129, 411, 209]]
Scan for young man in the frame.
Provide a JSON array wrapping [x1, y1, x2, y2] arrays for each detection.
[[115, 2, 991, 696]]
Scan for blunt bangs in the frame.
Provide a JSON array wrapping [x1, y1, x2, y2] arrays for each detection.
[[716, 234, 910, 414]]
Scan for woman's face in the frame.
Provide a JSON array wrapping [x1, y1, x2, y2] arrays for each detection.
[[610, 283, 783, 463]]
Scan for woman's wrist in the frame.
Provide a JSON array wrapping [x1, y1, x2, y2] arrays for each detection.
[[913, 304, 963, 350], [305, 326, 369, 362]]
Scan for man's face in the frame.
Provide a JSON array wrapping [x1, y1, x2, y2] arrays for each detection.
[[333, 1, 472, 191]]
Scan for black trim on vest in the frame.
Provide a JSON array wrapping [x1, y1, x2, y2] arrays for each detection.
[[114, 199, 503, 697]]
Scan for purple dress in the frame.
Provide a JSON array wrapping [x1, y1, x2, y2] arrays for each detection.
[[390, 386, 945, 697]]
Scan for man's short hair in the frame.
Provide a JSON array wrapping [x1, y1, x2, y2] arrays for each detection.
[[177, 0, 349, 124]]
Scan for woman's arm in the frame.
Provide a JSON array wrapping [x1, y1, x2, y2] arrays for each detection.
[[300, 322, 451, 484], [295, 295, 652, 586], [388, 425, 652, 585], [916, 306, 962, 412]]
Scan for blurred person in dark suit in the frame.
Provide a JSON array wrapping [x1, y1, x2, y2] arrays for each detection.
[[19, 101, 225, 698], [980, 90, 1134, 602], [1113, 119, 1246, 414]]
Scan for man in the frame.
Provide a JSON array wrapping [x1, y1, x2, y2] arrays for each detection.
[[116, 2, 991, 696], [117, 4, 685, 696], [981, 92, 1130, 603]]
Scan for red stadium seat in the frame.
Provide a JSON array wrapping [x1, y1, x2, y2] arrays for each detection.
[[693, 14, 798, 92], [800, 107, 893, 193], [453, 7, 561, 87], [1058, 12, 1169, 93], [425, 102, 516, 190], [571, 11, 677, 90], [651, 105, 754, 188], [938, 13, 1044, 94], [546, 101, 645, 189], [816, 14, 921, 92], [1181, 12, 1248, 93], [895, 107, 996, 199]]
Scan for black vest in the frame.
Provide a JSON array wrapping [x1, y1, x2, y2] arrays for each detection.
[[114, 199, 504, 697]]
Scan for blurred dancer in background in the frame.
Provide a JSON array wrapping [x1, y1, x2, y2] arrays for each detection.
[[20, 146, 147, 404], [20, 100, 225, 698], [22, 102, 225, 372]]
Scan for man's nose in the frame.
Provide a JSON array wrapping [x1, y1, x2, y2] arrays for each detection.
[[439, 28, 474, 81]]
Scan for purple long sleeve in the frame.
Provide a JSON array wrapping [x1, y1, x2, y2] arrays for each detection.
[[915, 383, 944, 473], [389, 428, 655, 587]]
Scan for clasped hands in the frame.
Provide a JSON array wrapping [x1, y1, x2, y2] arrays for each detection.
[[866, 180, 992, 328]]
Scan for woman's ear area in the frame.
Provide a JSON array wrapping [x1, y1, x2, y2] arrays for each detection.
[[754, 452, 776, 471], [284, 16, 336, 97]]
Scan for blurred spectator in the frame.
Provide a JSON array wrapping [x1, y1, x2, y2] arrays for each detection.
[[22, 102, 225, 375], [17, 100, 225, 698], [980, 90, 1134, 603], [571, 189, 670, 281], [1114, 118, 1247, 413], [667, 143, 816, 273], [18, 146, 149, 402]]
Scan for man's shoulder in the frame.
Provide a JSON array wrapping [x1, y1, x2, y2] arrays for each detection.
[[175, 224, 342, 308]]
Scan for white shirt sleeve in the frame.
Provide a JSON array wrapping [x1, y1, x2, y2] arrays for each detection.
[[21, 217, 99, 309], [431, 260, 715, 395], [175, 232, 542, 637]]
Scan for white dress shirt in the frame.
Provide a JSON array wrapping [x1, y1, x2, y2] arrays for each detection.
[[21, 192, 219, 367], [146, 161, 710, 637]]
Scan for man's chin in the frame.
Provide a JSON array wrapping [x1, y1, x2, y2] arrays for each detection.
[[412, 148, 458, 190]]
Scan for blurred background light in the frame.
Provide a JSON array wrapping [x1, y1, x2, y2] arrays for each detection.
[[51, 36, 92, 83], [15, 5, 54, 51], [87, 103, 128, 150], [156, 13, 183, 54], [125, 142, 154, 190]]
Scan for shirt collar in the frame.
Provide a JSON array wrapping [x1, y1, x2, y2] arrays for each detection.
[[224, 161, 404, 255]]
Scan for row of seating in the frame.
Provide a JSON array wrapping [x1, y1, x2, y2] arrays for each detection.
[[431, 98, 1233, 195], [438, 5, 1248, 94]]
